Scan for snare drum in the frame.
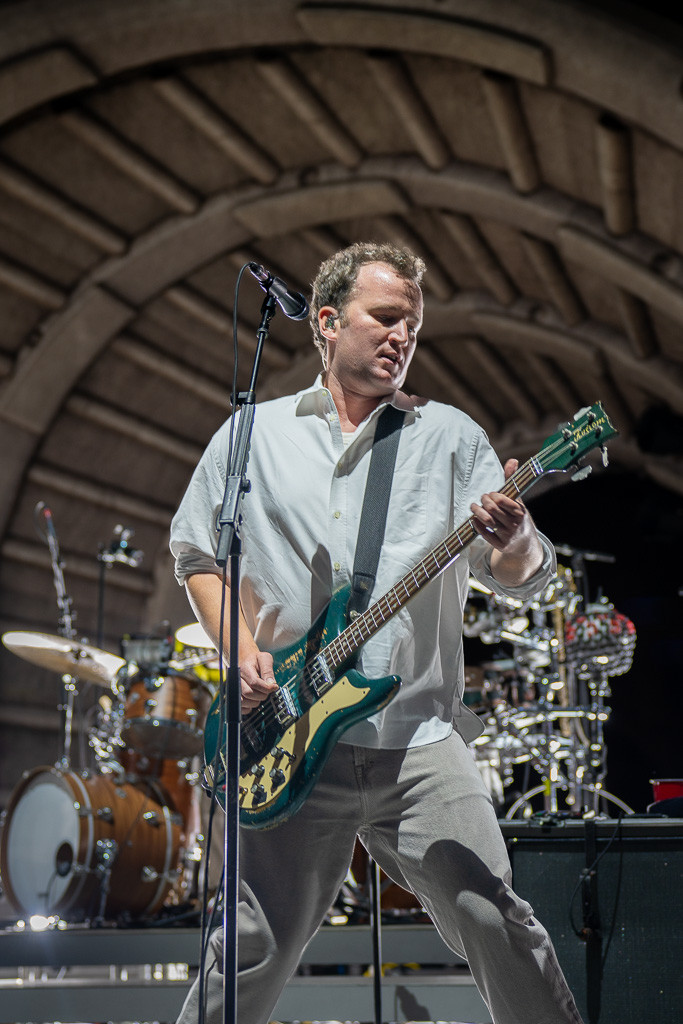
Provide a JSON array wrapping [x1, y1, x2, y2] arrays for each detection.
[[0, 766, 182, 920], [119, 669, 207, 759]]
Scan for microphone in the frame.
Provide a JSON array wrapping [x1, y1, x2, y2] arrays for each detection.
[[36, 501, 55, 535], [35, 501, 60, 556], [102, 525, 143, 568], [247, 262, 309, 321]]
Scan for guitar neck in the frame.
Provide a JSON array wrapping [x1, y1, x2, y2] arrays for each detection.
[[323, 454, 545, 673]]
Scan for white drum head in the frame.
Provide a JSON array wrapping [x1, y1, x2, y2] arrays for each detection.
[[3, 770, 90, 915]]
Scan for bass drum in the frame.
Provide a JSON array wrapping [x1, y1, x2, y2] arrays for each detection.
[[0, 766, 182, 921]]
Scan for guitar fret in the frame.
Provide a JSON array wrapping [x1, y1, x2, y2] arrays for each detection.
[[323, 453, 557, 678], [356, 618, 371, 640]]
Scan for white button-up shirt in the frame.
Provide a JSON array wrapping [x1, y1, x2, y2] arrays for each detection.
[[170, 377, 555, 748]]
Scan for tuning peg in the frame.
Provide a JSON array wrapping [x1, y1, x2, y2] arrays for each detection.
[[571, 465, 592, 482], [601, 445, 609, 468]]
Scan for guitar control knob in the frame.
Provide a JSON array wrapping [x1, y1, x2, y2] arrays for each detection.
[[269, 768, 285, 787], [250, 784, 267, 804], [249, 763, 265, 777]]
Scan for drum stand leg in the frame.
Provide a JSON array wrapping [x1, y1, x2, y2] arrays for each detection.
[[504, 783, 633, 819], [93, 840, 118, 925]]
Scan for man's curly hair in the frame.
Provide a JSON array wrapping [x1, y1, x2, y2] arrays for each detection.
[[309, 241, 425, 367]]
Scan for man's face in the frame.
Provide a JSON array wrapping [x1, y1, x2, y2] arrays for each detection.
[[323, 262, 423, 398]]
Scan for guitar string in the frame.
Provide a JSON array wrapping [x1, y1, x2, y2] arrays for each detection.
[[239, 426, 600, 745], [241, 434, 576, 745], [242, 467, 553, 744]]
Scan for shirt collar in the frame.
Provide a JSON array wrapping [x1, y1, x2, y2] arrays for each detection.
[[294, 374, 424, 422]]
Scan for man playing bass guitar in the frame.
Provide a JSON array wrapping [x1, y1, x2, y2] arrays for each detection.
[[170, 242, 584, 1024]]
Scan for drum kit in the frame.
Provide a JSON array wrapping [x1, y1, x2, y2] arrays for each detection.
[[0, 515, 636, 927], [464, 550, 637, 818], [0, 622, 219, 925]]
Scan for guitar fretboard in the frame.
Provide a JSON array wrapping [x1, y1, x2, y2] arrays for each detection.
[[323, 455, 544, 673]]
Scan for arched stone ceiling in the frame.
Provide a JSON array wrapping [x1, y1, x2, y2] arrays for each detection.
[[1, 0, 683, 799]]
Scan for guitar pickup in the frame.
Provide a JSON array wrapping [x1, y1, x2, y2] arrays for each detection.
[[305, 654, 333, 698]]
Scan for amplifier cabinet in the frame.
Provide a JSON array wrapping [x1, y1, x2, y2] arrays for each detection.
[[500, 818, 683, 1024]]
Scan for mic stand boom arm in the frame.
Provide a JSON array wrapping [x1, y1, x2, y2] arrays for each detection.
[[214, 291, 277, 1024]]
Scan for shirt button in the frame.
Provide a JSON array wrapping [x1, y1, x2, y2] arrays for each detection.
[[333, 561, 341, 572], [333, 510, 341, 519]]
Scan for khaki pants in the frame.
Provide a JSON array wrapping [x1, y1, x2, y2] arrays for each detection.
[[176, 732, 584, 1024]]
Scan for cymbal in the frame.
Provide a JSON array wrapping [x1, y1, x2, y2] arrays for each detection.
[[2, 631, 125, 686], [175, 621, 214, 649]]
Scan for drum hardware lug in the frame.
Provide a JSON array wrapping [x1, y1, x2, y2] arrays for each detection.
[[142, 865, 181, 882], [144, 699, 157, 712], [96, 806, 114, 822], [143, 810, 161, 826], [95, 838, 118, 865], [186, 707, 198, 719]]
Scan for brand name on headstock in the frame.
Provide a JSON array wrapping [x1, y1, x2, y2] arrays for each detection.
[[573, 413, 607, 443]]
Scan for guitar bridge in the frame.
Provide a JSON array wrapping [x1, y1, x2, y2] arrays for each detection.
[[273, 684, 299, 726]]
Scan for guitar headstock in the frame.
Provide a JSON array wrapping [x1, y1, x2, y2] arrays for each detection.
[[538, 402, 618, 476]]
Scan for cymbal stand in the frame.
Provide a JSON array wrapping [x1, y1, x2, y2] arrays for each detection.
[[34, 502, 78, 770], [504, 666, 633, 818], [493, 699, 570, 812]]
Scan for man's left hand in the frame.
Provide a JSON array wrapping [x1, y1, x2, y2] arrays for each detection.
[[470, 458, 531, 550]]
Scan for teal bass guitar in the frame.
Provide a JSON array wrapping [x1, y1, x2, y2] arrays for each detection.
[[203, 402, 617, 829]]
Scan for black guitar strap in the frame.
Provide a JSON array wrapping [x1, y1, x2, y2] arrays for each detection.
[[347, 404, 406, 621]]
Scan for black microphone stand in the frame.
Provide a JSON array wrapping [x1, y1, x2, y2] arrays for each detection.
[[214, 290, 277, 1024]]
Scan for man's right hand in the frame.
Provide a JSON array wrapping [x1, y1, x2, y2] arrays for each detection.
[[239, 648, 278, 713], [185, 572, 279, 715]]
